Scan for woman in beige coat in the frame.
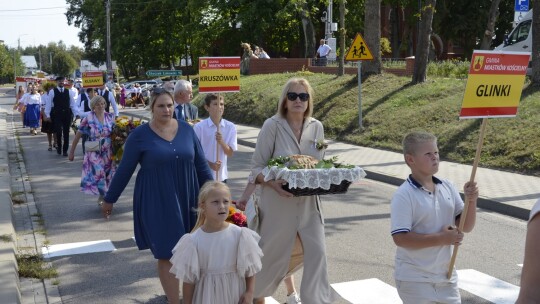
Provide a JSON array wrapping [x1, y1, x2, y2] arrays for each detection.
[[242, 77, 339, 304]]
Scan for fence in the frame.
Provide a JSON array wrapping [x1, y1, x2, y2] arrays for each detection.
[[248, 57, 415, 77]]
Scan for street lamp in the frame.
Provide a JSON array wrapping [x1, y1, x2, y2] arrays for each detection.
[[14, 34, 29, 84]]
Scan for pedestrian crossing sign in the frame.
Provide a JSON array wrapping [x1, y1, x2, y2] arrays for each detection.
[[345, 33, 374, 61]]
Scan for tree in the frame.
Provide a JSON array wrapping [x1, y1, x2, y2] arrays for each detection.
[[412, 0, 436, 84], [363, 0, 382, 76], [338, 0, 346, 76], [479, 0, 502, 50], [532, 6, 540, 85], [52, 51, 77, 77], [0, 46, 24, 83]]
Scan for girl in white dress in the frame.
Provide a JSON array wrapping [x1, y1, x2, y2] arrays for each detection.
[[169, 181, 263, 304]]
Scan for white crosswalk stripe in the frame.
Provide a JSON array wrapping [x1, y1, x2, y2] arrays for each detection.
[[457, 269, 519, 304], [39, 241, 523, 304], [41, 240, 116, 259], [331, 278, 402, 304]]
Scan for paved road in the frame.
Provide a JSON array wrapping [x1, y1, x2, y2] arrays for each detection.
[[0, 89, 528, 304]]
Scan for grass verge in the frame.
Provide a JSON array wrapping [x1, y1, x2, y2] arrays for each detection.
[[193, 72, 540, 175], [16, 253, 58, 279]]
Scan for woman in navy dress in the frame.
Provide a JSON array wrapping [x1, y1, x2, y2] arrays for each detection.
[[102, 88, 213, 304]]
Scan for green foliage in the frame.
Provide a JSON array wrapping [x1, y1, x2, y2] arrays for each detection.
[[51, 51, 77, 77], [219, 73, 540, 175], [16, 252, 58, 279], [427, 60, 470, 78], [0, 46, 24, 83], [380, 37, 392, 56]]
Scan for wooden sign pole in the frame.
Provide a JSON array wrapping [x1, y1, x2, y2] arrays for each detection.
[[447, 117, 488, 279], [216, 123, 220, 181]]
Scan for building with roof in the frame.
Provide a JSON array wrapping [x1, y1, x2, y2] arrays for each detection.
[[21, 55, 38, 75]]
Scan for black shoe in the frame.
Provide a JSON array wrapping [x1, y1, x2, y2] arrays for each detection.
[[57, 148, 61, 155], [63, 152, 68, 156]]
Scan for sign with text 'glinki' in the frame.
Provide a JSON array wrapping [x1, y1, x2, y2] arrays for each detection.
[[198, 57, 240, 93], [460, 51, 530, 119], [82, 71, 104, 88]]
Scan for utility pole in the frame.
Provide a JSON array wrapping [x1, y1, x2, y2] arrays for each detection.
[[38, 48, 42, 71], [106, 0, 112, 75]]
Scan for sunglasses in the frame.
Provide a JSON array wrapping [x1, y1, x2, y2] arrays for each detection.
[[151, 87, 173, 95], [287, 92, 310, 102]]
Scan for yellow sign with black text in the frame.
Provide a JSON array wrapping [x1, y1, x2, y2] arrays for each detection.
[[82, 71, 103, 88], [345, 33, 374, 61], [199, 57, 241, 93]]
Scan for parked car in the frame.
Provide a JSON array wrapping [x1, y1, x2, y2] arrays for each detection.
[[124, 80, 159, 95], [494, 9, 532, 75]]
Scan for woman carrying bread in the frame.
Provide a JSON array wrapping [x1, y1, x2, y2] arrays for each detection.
[[237, 77, 339, 304]]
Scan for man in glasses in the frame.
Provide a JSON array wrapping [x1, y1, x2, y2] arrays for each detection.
[[172, 80, 198, 122]]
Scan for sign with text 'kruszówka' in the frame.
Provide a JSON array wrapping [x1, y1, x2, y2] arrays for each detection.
[[460, 51, 530, 119], [82, 71, 104, 88], [198, 57, 240, 93]]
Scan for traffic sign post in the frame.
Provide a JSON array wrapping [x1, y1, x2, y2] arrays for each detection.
[[145, 70, 182, 77], [344, 33, 374, 129]]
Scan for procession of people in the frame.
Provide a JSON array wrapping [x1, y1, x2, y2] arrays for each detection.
[[11, 75, 538, 304]]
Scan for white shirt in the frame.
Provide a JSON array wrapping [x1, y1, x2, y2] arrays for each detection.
[[44, 87, 79, 118], [70, 86, 79, 102], [22, 93, 42, 105], [76, 92, 92, 118], [193, 118, 237, 181], [99, 89, 119, 117], [390, 175, 464, 283], [317, 44, 332, 57]]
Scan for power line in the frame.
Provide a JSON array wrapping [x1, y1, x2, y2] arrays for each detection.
[[0, 13, 66, 17]]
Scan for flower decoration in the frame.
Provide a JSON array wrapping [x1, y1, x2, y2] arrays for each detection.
[[315, 139, 328, 151], [111, 116, 145, 164], [226, 205, 247, 227]]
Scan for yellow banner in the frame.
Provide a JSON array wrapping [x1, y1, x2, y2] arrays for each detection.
[[199, 69, 240, 92], [82, 76, 103, 87], [462, 74, 526, 108]]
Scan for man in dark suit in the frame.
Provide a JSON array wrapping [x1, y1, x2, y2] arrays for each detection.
[[172, 80, 198, 121], [44, 76, 79, 156]]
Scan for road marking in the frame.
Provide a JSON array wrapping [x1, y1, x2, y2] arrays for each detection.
[[331, 278, 402, 304], [264, 297, 280, 304], [457, 269, 519, 304], [42, 240, 116, 258]]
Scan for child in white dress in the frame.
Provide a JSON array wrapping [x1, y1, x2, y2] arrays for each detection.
[[169, 181, 263, 304]]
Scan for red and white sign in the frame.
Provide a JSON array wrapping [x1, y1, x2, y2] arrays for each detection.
[[460, 51, 530, 119], [198, 57, 240, 93]]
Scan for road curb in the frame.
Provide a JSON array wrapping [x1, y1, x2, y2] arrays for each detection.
[[0, 108, 21, 304], [239, 139, 530, 221]]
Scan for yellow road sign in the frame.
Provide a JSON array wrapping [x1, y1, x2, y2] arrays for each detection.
[[345, 33, 374, 61]]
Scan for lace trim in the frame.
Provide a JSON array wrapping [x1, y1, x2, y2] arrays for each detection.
[[262, 166, 366, 190]]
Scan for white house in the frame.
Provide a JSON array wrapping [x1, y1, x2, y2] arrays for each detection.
[[21, 55, 38, 75], [80, 59, 117, 72]]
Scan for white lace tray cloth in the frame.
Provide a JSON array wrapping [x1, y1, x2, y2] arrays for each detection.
[[262, 166, 367, 190]]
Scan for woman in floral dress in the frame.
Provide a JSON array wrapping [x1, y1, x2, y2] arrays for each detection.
[[68, 95, 116, 205]]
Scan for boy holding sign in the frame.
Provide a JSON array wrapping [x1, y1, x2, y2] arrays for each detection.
[[193, 93, 237, 182], [390, 131, 479, 304]]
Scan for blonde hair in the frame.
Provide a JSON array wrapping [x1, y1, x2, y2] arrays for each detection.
[[191, 181, 232, 232], [277, 77, 314, 118], [90, 95, 106, 110], [402, 131, 437, 155]]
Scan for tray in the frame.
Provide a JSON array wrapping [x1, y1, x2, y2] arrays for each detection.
[[282, 180, 352, 197]]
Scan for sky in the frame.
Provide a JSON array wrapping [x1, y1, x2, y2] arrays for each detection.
[[0, 0, 84, 49]]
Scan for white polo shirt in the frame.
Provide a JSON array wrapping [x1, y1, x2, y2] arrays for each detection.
[[390, 175, 464, 283], [193, 118, 237, 181]]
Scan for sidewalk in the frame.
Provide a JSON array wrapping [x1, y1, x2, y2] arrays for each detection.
[[121, 108, 538, 220]]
